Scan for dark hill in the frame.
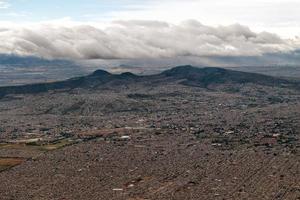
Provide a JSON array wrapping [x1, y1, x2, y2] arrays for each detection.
[[0, 66, 298, 98], [91, 69, 111, 77], [163, 65, 292, 87], [0, 70, 112, 98]]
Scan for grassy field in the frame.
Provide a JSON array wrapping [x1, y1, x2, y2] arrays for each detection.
[[0, 158, 25, 172], [0, 138, 75, 151], [0, 138, 76, 172], [41, 139, 75, 151]]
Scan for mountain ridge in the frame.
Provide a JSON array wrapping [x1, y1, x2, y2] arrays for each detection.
[[0, 65, 298, 98]]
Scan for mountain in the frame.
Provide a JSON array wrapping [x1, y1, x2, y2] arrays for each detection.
[[162, 65, 292, 87], [0, 68, 141, 98], [0, 65, 298, 98]]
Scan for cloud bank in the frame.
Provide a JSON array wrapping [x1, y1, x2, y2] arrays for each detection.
[[0, 0, 9, 9], [0, 20, 299, 60]]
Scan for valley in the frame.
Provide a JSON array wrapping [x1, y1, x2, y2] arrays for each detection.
[[0, 66, 299, 199]]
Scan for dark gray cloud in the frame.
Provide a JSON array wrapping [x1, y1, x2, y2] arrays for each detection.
[[0, 20, 299, 60]]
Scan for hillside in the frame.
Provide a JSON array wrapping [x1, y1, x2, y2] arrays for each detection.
[[0, 65, 297, 98]]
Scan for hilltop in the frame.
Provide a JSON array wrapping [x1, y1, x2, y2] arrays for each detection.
[[0, 65, 297, 98]]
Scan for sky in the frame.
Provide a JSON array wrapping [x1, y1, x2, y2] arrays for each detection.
[[1, 0, 300, 37], [0, 0, 300, 62]]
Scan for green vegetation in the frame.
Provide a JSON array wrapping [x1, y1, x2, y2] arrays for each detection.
[[0, 158, 25, 172], [41, 139, 75, 150]]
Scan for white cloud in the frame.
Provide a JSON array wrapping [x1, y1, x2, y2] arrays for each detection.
[[102, 0, 300, 38], [0, 0, 9, 9], [1, 0, 300, 37], [0, 19, 299, 60]]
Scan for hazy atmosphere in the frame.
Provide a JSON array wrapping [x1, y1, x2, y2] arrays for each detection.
[[0, 0, 300, 63], [0, 1, 300, 200]]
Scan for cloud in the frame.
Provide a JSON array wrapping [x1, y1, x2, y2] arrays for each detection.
[[0, 19, 299, 60], [0, 0, 9, 9], [104, 0, 300, 38]]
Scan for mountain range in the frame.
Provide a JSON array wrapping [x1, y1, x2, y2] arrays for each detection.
[[0, 65, 298, 98]]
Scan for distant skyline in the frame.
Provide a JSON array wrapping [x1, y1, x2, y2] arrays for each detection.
[[0, 0, 299, 61]]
